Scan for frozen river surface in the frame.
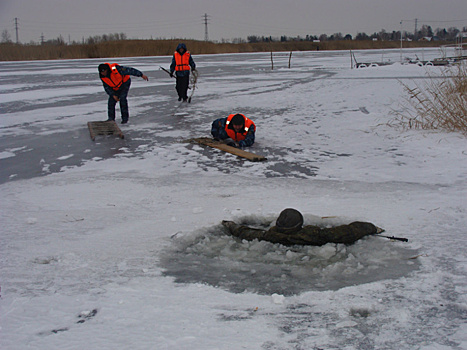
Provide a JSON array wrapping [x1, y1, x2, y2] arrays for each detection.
[[1, 48, 467, 349]]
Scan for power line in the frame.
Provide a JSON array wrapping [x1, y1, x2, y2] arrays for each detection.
[[418, 18, 467, 24], [7, 15, 467, 44], [11, 16, 204, 42]]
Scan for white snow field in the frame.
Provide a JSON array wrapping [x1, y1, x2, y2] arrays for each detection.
[[1, 48, 466, 349]]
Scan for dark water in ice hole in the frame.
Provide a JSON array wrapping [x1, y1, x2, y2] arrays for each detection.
[[159, 216, 420, 296]]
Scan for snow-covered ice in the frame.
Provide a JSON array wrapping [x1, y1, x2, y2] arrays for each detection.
[[1, 48, 466, 349]]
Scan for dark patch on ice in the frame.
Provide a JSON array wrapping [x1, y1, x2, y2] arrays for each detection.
[[38, 327, 69, 336], [159, 215, 420, 296], [37, 308, 98, 337], [349, 307, 371, 318], [32, 256, 58, 265], [76, 308, 98, 324], [217, 308, 258, 322], [50, 327, 69, 334], [0, 128, 141, 185], [359, 107, 370, 114], [264, 162, 318, 178]]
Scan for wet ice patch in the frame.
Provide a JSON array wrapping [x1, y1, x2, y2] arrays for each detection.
[[159, 215, 420, 296]]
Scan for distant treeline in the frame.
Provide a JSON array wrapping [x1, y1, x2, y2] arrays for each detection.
[[0, 37, 458, 61], [248, 24, 466, 43]]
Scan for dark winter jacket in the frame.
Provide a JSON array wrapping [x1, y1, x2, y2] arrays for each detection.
[[170, 43, 196, 77], [222, 220, 380, 246], [211, 117, 256, 148], [99, 64, 144, 96]]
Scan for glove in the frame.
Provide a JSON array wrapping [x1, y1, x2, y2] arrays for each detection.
[[170, 72, 174, 78], [226, 141, 239, 148], [238, 141, 246, 148]]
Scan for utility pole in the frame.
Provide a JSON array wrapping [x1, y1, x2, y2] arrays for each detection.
[[400, 21, 403, 62], [414, 18, 418, 41], [203, 13, 210, 42], [15, 17, 19, 43]]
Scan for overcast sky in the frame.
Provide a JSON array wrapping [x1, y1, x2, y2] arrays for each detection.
[[1, 0, 466, 44]]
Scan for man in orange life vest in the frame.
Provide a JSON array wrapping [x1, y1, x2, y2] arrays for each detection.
[[211, 113, 256, 148], [169, 43, 196, 102], [98, 63, 148, 124]]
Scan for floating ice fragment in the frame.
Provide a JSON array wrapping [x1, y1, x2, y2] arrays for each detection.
[[57, 154, 74, 160], [0, 151, 15, 159], [271, 293, 285, 304], [285, 250, 300, 259], [26, 217, 37, 224], [336, 320, 358, 328]]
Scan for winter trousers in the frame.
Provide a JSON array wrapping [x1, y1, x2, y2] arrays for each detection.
[[175, 75, 189, 100], [108, 80, 131, 122]]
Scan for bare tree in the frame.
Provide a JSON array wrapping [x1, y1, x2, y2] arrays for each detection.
[[319, 34, 328, 41], [447, 27, 460, 41], [1, 29, 12, 43]]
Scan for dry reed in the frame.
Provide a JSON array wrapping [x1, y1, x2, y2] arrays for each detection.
[[391, 63, 467, 135], [0, 39, 447, 61]]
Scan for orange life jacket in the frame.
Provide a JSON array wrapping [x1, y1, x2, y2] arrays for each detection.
[[100, 63, 130, 91], [225, 114, 256, 141], [174, 51, 191, 71]]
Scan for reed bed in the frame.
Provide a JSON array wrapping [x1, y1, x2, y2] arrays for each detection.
[[392, 63, 467, 135], [0, 39, 445, 61]]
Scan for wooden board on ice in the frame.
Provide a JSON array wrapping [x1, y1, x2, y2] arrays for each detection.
[[188, 137, 267, 162], [87, 121, 124, 141]]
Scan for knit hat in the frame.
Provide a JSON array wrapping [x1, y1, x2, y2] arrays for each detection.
[[231, 114, 245, 126], [276, 208, 304, 234], [98, 64, 109, 74]]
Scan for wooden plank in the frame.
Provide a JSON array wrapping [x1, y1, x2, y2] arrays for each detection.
[[87, 121, 124, 141], [188, 137, 267, 162], [87, 122, 96, 141]]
